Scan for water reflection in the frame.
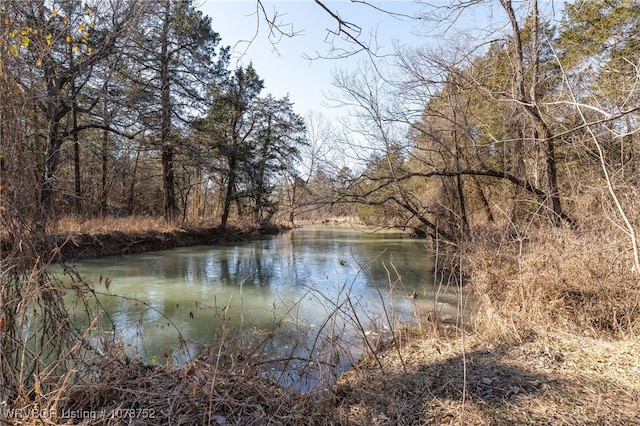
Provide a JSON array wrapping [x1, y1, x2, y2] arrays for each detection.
[[67, 226, 459, 386]]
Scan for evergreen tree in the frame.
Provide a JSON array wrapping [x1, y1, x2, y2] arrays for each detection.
[[199, 64, 264, 229], [245, 95, 306, 224], [129, 0, 227, 222]]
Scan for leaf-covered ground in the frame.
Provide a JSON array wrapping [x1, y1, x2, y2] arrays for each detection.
[[332, 330, 640, 425]]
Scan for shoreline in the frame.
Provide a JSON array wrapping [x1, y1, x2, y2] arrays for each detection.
[[48, 217, 399, 261], [50, 223, 285, 261]]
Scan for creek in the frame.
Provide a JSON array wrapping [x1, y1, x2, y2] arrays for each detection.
[[67, 225, 459, 390]]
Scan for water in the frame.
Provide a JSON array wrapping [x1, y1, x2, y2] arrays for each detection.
[[64, 225, 459, 390]]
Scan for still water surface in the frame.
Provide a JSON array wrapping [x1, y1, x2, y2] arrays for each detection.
[[68, 226, 458, 387]]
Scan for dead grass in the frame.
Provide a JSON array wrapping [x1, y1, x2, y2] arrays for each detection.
[[6, 340, 337, 425], [48, 215, 283, 260], [331, 222, 640, 425], [467, 225, 640, 340], [333, 329, 640, 425], [54, 215, 219, 235]]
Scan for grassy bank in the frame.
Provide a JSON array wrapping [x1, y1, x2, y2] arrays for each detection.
[[332, 329, 640, 425], [3, 218, 640, 425], [50, 216, 284, 260]]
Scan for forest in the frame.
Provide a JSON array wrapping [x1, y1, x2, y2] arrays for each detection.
[[1, 0, 640, 424]]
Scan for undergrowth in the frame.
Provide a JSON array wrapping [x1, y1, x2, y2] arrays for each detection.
[[330, 222, 640, 425], [467, 224, 640, 340]]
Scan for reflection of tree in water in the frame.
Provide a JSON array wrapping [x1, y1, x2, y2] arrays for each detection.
[[217, 247, 259, 286], [211, 241, 281, 288], [68, 227, 453, 370]]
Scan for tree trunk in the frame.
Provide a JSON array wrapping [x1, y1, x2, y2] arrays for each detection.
[[289, 177, 297, 226], [543, 131, 562, 223], [72, 105, 82, 214], [501, 0, 564, 224], [40, 125, 65, 232], [455, 147, 470, 238], [220, 156, 237, 230], [100, 123, 109, 216], [160, 0, 177, 223], [162, 145, 177, 222], [127, 147, 141, 214]]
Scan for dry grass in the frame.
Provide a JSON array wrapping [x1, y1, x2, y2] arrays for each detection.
[[331, 222, 640, 425], [54, 215, 219, 235], [1, 276, 343, 425], [467, 226, 640, 340], [57, 352, 333, 425], [4, 338, 337, 425], [333, 330, 640, 425], [48, 215, 282, 260]]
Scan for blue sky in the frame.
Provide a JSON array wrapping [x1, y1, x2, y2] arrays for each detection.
[[195, 1, 561, 125], [197, 1, 427, 122]]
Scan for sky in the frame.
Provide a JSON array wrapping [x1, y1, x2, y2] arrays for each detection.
[[193, 1, 556, 170], [194, 1, 562, 122], [196, 1, 429, 123]]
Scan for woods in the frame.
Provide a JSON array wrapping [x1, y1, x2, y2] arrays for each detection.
[[1, 0, 306, 234], [1, 0, 640, 423], [0, 0, 310, 408], [3, 1, 640, 248], [308, 0, 639, 257]]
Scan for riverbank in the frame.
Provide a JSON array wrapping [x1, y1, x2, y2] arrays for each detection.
[[21, 316, 638, 425], [328, 226, 640, 424], [49, 216, 284, 260], [332, 328, 640, 424]]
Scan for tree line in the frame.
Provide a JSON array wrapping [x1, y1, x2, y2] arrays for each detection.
[[0, 0, 307, 234], [307, 0, 639, 265], [2, 0, 640, 259], [0, 0, 312, 399]]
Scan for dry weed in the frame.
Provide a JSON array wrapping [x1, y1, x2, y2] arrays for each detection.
[[467, 225, 640, 339], [55, 215, 178, 235], [5, 216, 639, 425], [326, 220, 640, 425]]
